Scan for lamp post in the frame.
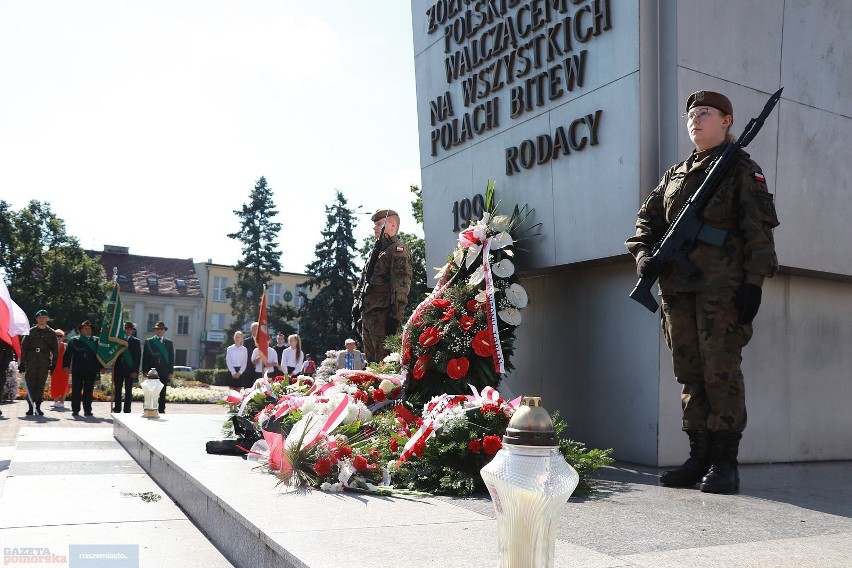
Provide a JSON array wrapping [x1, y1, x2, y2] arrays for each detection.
[[141, 369, 164, 419], [480, 396, 579, 568]]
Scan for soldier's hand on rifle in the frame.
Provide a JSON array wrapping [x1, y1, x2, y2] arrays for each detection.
[[636, 254, 661, 279]]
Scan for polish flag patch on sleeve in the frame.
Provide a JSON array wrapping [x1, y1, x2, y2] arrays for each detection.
[[754, 171, 766, 183]]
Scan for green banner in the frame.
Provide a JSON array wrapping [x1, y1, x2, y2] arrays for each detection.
[[97, 282, 128, 367]]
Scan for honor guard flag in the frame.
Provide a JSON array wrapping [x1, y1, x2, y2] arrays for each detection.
[[257, 286, 270, 366], [0, 278, 30, 359], [97, 283, 128, 367]]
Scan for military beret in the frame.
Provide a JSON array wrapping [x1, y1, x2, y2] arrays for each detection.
[[371, 209, 399, 222], [686, 90, 733, 117], [78, 319, 94, 331], [35, 309, 49, 317]]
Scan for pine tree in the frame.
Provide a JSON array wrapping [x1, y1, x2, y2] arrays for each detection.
[[225, 177, 282, 337], [298, 191, 359, 355], [0, 200, 109, 329]]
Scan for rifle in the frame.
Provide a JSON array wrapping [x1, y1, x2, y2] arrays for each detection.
[[352, 213, 388, 334], [629, 88, 783, 312]]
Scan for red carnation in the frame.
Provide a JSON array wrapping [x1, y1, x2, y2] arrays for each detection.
[[440, 307, 456, 322], [370, 448, 380, 459], [433, 298, 451, 308], [338, 445, 352, 458], [390, 438, 399, 452], [313, 458, 332, 477], [468, 439, 482, 454], [482, 435, 502, 455], [458, 314, 475, 331], [415, 417, 424, 428], [480, 403, 501, 417], [353, 390, 368, 403], [466, 299, 482, 312], [372, 388, 386, 403], [419, 326, 442, 348], [352, 455, 368, 472], [446, 357, 470, 380], [413, 354, 429, 379], [472, 329, 495, 357]]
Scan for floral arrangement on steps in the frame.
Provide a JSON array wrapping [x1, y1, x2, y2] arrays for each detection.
[[227, 365, 612, 496], [399, 181, 540, 400]]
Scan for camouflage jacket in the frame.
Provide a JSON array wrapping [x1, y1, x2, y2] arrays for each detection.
[[363, 235, 413, 320], [626, 147, 779, 293], [20, 325, 58, 366]]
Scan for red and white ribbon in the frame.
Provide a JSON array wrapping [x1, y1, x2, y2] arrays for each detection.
[[481, 238, 506, 374], [398, 418, 435, 462], [303, 395, 351, 450]]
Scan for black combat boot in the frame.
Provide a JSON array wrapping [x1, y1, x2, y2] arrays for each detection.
[[700, 431, 742, 494], [660, 429, 711, 487], [25, 401, 34, 416]]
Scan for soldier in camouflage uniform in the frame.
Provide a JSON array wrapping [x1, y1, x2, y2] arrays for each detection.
[[19, 309, 58, 416], [360, 209, 413, 363], [626, 91, 779, 494]]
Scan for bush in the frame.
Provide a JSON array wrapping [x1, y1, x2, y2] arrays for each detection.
[[196, 368, 231, 386]]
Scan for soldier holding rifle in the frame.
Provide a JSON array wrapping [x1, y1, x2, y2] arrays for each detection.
[[626, 90, 780, 494], [353, 209, 413, 364]]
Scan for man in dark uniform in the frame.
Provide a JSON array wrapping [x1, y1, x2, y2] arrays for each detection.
[[142, 321, 174, 413], [20, 309, 58, 416], [241, 322, 258, 387], [113, 321, 141, 413], [626, 90, 779, 494], [358, 209, 413, 363], [63, 320, 104, 417]]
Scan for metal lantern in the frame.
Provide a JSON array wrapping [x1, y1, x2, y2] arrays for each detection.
[[480, 396, 579, 568], [140, 368, 164, 419]]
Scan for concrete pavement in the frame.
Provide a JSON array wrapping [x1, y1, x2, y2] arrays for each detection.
[[2, 398, 852, 567]]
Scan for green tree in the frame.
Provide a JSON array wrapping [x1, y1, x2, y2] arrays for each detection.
[[299, 191, 359, 355], [0, 200, 109, 329], [358, 184, 428, 319], [225, 176, 282, 338]]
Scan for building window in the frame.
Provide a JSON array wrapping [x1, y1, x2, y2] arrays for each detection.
[[146, 313, 160, 333], [213, 276, 229, 302], [177, 315, 190, 335], [296, 286, 306, 308], [268, 282, 282, 305], [175, 349, 188, 366], [147, 276, 158, 287], [210, 313, 226, 331]]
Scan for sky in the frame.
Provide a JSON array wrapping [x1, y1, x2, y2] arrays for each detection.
[[0, 1, 422, 274]]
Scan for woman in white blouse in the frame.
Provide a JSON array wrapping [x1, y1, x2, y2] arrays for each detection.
[[225, 331, 248, 389], [279, 334, 304, 375]]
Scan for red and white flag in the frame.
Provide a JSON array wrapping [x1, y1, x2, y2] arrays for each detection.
[[0, 279, 30, 359], [256, 286, 270, 367]]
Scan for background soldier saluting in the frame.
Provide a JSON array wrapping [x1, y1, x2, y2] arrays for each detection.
[[353, 208, 413, 363], [20, 308, 58, 416]]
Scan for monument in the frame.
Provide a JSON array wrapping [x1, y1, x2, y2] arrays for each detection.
[[411, 0, 852, 465]]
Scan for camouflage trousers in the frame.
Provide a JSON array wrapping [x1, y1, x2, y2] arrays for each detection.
[[24, 362, 51, 404], [362, 308, 390, 364], [661, 287, 753, 432]]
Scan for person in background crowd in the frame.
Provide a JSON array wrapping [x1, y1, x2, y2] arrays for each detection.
[[142, 321, 174, 413], [626, 90, 779, 494], [50, 329, 70, 409], [272, 332, 287, 374], [226, 331, 248, 390], [63, 320, 105, 417], [241, 322, 258, 388], [279, 334, 304, 375], [300, 354, 316, 376], [112, 321, 141, 413], [336, 338, 366, 371], [20, 309, 58, 416]]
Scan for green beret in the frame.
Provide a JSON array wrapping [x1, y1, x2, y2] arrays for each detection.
[[686, 90, 733, 117], [35, 309, 49, 317]]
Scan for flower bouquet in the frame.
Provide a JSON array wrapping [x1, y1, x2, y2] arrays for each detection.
[[401, 181, 540, 399]]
